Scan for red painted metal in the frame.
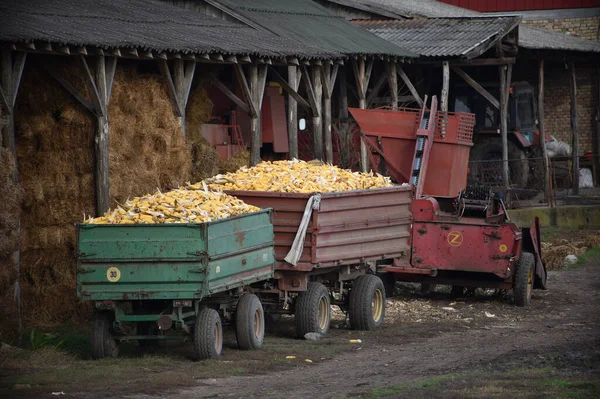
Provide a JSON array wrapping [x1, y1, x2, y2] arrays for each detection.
[[349, 106, 474, 198], [225, 187, 413, 277], [438, 0, 594, 12], [262, 86, 289, 153]]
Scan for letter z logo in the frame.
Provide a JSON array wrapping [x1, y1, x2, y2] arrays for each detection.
[[447, 231, 463, 247]]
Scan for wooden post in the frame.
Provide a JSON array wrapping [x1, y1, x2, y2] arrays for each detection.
[[158, 59, 195, 142], [249, 64, 261, 166], [0, 49, 26, 345], [312, 66, 323, 161], [596, 64, 600, 186], [287, 66, 298, 159], [538, 60, 551, 205], [387, 62, 398, 110], [321, 63, 337, 164], [441, 61, 449, 112], [499, 64, 510, 196], [339, 67, 350, 169], [95, 55, 111, 215], [352, 57, 372, 172], [569, 62, 580, 194]]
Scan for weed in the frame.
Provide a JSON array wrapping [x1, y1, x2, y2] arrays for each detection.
[[28, 329, 65, 350]]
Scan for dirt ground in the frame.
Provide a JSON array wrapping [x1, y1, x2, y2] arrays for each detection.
[[2, 257, 599, 398]]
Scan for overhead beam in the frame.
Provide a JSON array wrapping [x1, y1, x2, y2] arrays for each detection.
[[80, 56, 105, 117], [44, 67, 97, 115], [397, 65, 423, 107], [300, 65, 320, 117], [157, 59, 183, 117], [234, 64, 258, 118], [386, 62, 398, 110], [268, 66, 312, 112], [452, 65, 499, 110], [287, 65, 299, 159], [257, 64, 268, 109], [420, 57, 516, 66], [213, 78, 250, 115], [366, 72, 388, 108]]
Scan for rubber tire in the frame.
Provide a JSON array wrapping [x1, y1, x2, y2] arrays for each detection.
[[349, 274, 386, 331], [378, 273, 397, 298], [451, 285, 465, 298], [420, 283, 436, 294], [514, 252, 535, 307], [469, 138, 529, 188], [193, 308, 223, 360], [295, 282, 331, 337], [91, 311, 119, 359], [235, 294, 265, 350]]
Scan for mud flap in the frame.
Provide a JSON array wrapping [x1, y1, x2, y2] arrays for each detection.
[[528, 217, 547, 290]]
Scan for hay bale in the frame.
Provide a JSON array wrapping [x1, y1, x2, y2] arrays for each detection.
[[0, 135, 23, 259], [190, 136, 219, 183], [219, 150, 249, 174]]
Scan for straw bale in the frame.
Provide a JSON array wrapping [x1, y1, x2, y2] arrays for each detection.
[[190, 136, 219, 183], [0, 133, 23, 259], [219, 150, 249, 174]]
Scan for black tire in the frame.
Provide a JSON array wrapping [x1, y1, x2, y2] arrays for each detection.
[[91, 311, 119, 359], [420, 283, 436, 295], [514, 252, 535, 307], [451, 285, 465, 298], [235, 294, 265, 350], [378, 273, 397, 298], [295, 282, 331, 337], [349, 274, 386, 330], [469, 138, 529, 188], [193, 308, 223, 360]]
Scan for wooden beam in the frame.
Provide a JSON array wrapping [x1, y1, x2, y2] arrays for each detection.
[[211, 54, 224, 62], [339, 67, 351, 168], [10, 52, 26, 108], [249, 64, 261, 166], [499, 64, 510, 195], [352, 58, 369, 171], [183, 60, 196, 109], [139, 51, 154, 59], [300, 65, 320, 117], [397, 65, 423, 107], [80, 56, 105, 117], [312, 65, 323, 161], [387, 62, 398, 110], [364, 59, 374, 93], [366, 72, 388, 108], [323, 64, 333, 163], [268, 66, 312, 111], [105, 57, 117, 103], [257, 64, 268, 109], [57, 46, 70, 55], [451, 65, 499, 110], [329, 64, 339, 98], [95, 55, 110, 215], [538, 59, 551, 205], [351, 58, 364, 99], [45, 67, 96, 115], [42, 43, 53, 52], [0, 84, 9, 113], [239, 55, 252, 63], [111, 48, 122, 57], [421, 57, 517, 67], [569, 62, 580, 194], [287, 57, 299, 66], [441, 61, 450, 112], [234, 64, 258, 118], [213, 79, 249, 114], [226, 55, 238, 64], [287, 65, 299, 159], [157, 59, 183, 117]]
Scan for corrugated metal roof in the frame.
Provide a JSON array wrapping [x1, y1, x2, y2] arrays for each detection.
[[327, 0, 600, 54], [212, 0, 417, 58], [0, 0, 339, 59], [355, 17, 521, 58]]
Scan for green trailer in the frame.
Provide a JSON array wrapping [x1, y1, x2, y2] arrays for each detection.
[[76, 209, 275, 360]]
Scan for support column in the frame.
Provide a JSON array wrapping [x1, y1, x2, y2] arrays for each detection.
[[569, 62, 580, 194], [339, 67, 350, 169], [441, 61, 449, 112], [352, 58, 373, 172], [312, 66, 323, 161], [249, 64, 261, 166], [388, 62, 398, 110], [321, 63, 337, 164], [287, 66, 298, 159], [538, 60, 551, 205], [499, 64, 511, 196], [95, 56, 110, 215]]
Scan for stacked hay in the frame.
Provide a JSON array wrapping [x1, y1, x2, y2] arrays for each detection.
[[186, 78, 219, 182], [542, 232, 600, 270], [109, 68, 191, 204], [219, 150, 249, 174]]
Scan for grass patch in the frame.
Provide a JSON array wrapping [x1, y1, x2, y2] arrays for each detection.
[[571, 247, 600, 269]]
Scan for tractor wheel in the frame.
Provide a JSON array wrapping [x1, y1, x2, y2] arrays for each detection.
[[514, 252, 535, 307], [469, 138, 529, 188], [450, 285, 465, 298], [349, 274, 386, 330], [235, 294, 265, 350], [91, 311, 119, 359], [193, 308, 223, 360], [295, 282, 331, 337]]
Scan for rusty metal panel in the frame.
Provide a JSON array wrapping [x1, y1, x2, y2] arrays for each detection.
[[227, 186, 413, 271], [411, 221, 522, 278]]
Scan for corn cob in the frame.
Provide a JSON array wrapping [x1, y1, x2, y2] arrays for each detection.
[[199, 159, 393, 193]]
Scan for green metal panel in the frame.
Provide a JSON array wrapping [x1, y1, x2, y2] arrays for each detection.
[[77, 209, 275, 301], [77, 224, 206, 261]]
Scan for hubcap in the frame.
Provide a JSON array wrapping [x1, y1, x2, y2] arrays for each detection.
[[253, 308, 264, 340], [318, 296, 329, 331], [372, 289, 383, 322]]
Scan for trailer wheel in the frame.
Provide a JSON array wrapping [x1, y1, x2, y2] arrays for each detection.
[[235, 294, 265, 350], [514, 252, 535, 307], [193, 308, 223, 360], [91, 311, 119, 359], [295, 282, 331, 337], [349, 274, 386, 330]]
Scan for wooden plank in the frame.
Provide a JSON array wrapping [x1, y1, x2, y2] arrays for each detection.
[[249, 64, 261, 166], [499, 64, 510, 194], [322, 64, 333, 163], [157, 59, 183, 117], [213, 79, 249, 114], [45, 67, 97, 115], [387, 62, 398, 110], [569, 62, 579, 195], [366, 72, 387, 108], [312, 65, 323, 161], [80, 56, 105, 117], [105, 57, 117, 103], [441, 61, 450, 112], [287, 66, 298, 159], [268, 66, 312, 111], [538, 59, 551, 205], [452, 65, 499, 110], [397, 65, 423, 107], [300, 65, 320, 117], [234, 64, 258, 118], [95, 54, 110, 215]]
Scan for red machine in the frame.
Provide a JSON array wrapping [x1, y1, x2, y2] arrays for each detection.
[[350, 98, 546, 306]]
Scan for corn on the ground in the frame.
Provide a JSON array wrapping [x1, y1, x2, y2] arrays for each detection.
[[200, 159, 393, 193], [84, 185, 259, 224]]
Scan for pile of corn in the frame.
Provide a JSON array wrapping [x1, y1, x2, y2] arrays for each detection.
[[199, 159, 393, 193], [84, 185, 259, 224]]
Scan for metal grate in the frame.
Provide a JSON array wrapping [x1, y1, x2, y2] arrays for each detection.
[[435, 112, 475, 145]]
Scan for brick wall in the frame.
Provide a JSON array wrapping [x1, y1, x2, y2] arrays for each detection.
[[543, 65, 598, 153], [523, 16, 600, 41]]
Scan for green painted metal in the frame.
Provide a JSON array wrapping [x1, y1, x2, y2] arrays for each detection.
[[77, 209, 275, 301]]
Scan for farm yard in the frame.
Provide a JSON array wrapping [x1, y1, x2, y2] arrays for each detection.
[[1, 231, 600, 398]]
